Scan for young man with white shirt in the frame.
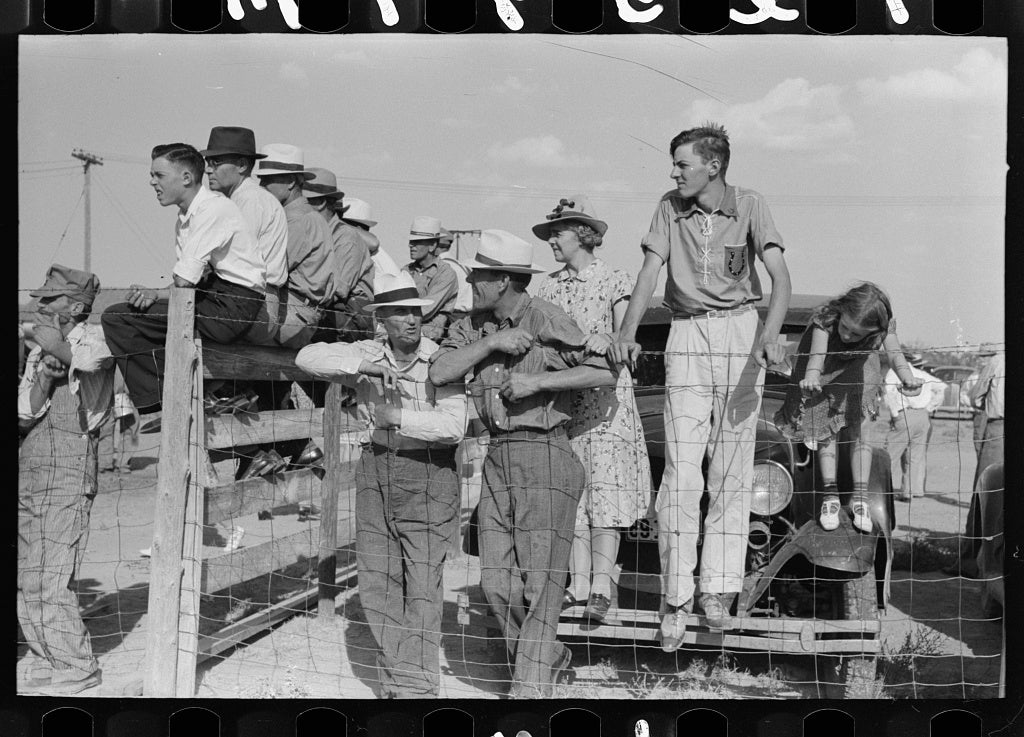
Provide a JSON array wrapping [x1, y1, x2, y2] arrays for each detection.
[[295, 271, 466, 698], [883, 352, 948, 500], [18, 265, 113, 695], [101, 142, 267, 416]]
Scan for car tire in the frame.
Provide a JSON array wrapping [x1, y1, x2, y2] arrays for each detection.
[[828, 570, 882, 699]]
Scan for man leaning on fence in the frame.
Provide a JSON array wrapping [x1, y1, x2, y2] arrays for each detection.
[[18, 264, 112, 696], [429, 230, 619, 698], [296, 271, 467, 698]]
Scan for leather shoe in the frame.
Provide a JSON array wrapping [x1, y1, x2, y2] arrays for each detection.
[[583, 593, 612, 623], [562, 591, 580, 610], [700, 593, 735, 630], [659, 599, 692, 653]]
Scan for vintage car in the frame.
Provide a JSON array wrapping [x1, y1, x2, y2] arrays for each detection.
[[555, 294, 896, 699], [928, 364, 978, 420]]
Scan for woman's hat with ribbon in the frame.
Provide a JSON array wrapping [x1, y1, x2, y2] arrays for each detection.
[[362, 271, 434, 312], [531, 194, 608, 240], [461, 230, 545, 274]]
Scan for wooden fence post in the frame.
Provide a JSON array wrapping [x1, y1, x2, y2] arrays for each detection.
[[143, 286, 202, 697], [318, 383, 343, 617]]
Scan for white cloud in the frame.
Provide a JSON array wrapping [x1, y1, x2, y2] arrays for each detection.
[[278, 61, 309, 86], [487, 135, 594, 168], [857, 47, 1006, 103], [491, 75, 530, 94], [687, 78, 855, 152]]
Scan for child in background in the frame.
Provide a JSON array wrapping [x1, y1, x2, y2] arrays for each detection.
[[775, 282, 922, 533]]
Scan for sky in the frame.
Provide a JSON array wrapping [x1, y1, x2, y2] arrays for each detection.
[[18, 34, 1006, 350]]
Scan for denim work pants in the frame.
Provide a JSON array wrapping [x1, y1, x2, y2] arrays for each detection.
[[657, 309, 764, 605], [18, 380, 99, 683], [355, 444, 459, 697], [479, 431, 584, 697]]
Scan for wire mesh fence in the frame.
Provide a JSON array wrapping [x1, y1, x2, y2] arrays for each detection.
[[16, 288, 1004, 700]]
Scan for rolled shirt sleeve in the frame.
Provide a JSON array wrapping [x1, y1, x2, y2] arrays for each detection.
[[295, 341, 366, 383]]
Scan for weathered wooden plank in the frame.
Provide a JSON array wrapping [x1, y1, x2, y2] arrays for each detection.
[[178, 340, 205, 696], [203, 468, 323, 526], [202, 342, 313, 382], [318, 385, 344, 618], [205, 409, 323, 449], [144, 286, 198, 698], [201, 510, 356, 594], [558, 606, 880, 635]]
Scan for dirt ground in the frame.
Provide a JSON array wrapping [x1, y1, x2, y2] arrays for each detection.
[[20, 412, 1002, 700]]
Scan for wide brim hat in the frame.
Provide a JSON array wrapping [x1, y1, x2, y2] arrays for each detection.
[[29, 263, 100, 307], [438, 227, 454, 247], [254, 143, 315, 180], [362, 271, 434, 312], [302, 167, 344, 200], [977, 342, 999, 357], [409, 215, 443, 242], [461, 229, 546, 274], [531, 194, 608, 240], [338, 197, 377, 227], [199, 126, 266, 159]]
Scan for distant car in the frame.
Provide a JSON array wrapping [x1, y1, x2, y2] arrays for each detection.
[[929, 365, 977, 419]]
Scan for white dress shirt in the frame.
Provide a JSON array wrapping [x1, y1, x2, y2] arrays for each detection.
[[173, 186, 267, 292], [296, 336, 466, 450], [230, 177, 289, 288], [18, 321, 114, 432], [883, 365, 947, 417]]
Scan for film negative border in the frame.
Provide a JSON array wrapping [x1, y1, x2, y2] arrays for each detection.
[[5, 1, 1022, 736]]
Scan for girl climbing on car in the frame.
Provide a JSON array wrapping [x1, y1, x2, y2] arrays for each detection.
[[774, 282, 922, 533]]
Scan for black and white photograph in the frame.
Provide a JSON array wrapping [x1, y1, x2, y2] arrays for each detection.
[[17, 30, 1006, 706]]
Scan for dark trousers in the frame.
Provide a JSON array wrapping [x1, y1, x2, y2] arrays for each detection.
[[355, 444, 459, 697], [965, 417, 1004, 560], [479, 431, 584, 697], [101, 276, 263, 413], [18, 381, 99, 682]]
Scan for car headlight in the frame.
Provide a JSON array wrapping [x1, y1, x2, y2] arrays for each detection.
[[751, 460, 793, 516]]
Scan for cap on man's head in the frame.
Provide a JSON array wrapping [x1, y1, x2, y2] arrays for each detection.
[[302, 167, 344, 200], [199, 126, 266, 159], [254, 143, 316, 179], [29, 263, 100, 307], [338, 197, 377, 227], [461, 230, 545, 274], [409, 215, 442, 242]]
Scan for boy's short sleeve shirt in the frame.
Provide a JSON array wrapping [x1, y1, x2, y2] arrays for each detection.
[[646, 185, 784, 317]]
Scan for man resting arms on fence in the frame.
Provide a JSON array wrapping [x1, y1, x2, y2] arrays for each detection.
[[18, 264, 113, 695], [428, 230, 619, 698], [101, 143, 267, 420], [295, 271, 466, 698]]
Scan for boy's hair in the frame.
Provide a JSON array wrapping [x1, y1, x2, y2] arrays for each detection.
[[815, 281, 893, 351], [670, 122, 731, 175], [151, 143, 204, 182]]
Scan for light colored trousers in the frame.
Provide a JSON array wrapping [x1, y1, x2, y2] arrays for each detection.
[[887, 407, 930, 496], [246, 285, 321, 350], [657, 309, 764, 605]]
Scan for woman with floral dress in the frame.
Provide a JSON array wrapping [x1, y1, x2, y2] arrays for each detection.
[[533, 195, 652, 623]]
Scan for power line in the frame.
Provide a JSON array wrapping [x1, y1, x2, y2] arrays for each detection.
[[93, 171, 168, 265], [45, 188, 86, 268]]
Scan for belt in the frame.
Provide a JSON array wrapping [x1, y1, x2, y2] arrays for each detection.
[[370, 443, 456, 460], [288, 288, 322, 309], [673, 302, 755, 320], [490, 426, 567, 440]]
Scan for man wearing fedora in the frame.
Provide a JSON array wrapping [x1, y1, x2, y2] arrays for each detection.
[[429, 230, 619, 698], [296, 271, 466, 698], [201, 126, 290, 346], [339, 197, 401, 278], [18, 264, 112, 695], [404, 216, 458, 343], [255, 143, 335, 350], [302, 168, 375, 342], [883, 352, 947, 501], [102, 143, 267, 416]]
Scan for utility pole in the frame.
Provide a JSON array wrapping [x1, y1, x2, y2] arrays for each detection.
[[71, 149, 103, 273]]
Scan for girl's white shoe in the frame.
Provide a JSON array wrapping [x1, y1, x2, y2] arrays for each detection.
[[851, 498, 873, 533], [819, 495, 841, 531]]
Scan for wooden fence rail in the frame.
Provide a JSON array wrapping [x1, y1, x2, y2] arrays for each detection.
[[143, 286, 356, 697]]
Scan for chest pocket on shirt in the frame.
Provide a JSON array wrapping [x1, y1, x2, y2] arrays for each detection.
[[724, 244, 748, 279]]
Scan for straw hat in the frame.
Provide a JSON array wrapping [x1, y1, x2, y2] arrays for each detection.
[[302, 167, 344, 200], [254, 143, 315, 179], [362, 271, 434, 312], [531, 194, 608, 240], [409, 215, 442, 242], [338, 197, 377, 227], [461, 230, 545, 274]]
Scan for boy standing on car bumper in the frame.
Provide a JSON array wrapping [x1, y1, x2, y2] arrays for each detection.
[[611, 123, 791, 650]]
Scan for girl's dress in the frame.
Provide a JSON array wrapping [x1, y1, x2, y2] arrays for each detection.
[[536, 259, 652, 529], [774, 313, 893, 444]]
